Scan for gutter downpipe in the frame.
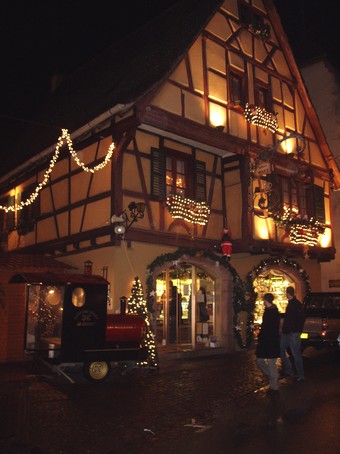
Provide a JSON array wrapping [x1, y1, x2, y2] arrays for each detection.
[[0, 102, 134, 185]]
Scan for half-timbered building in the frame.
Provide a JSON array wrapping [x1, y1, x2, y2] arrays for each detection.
[[1, 0, 339, 357]]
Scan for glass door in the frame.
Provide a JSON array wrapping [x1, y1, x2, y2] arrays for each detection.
[[155, 263, 215, 348]]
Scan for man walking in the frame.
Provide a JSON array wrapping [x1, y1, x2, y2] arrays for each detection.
[[280, 286, 305, 381], [256, 293, 281, 394]]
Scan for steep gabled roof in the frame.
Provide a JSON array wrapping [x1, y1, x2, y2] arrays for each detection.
[[2, 0, 222, 178]]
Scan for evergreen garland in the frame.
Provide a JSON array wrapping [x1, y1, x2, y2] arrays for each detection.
[[246, 256, 311, 293]]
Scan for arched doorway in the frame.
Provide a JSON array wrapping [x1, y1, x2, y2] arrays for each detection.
[[155, 262, 215, 348], [248, 256, 310, 325]]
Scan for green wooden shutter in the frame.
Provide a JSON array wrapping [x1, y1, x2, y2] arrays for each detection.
[[194, 160, 207, 202], [151, 148, 166, 200], [313, 185, 325, 223]]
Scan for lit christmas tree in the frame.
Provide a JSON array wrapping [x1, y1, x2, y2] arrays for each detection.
[[128, 276, 158, 369]]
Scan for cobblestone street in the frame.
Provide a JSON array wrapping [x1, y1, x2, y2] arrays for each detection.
[[0, 347, 339, 454]]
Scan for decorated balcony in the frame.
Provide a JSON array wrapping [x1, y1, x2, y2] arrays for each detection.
[[244, 103, 278, 133]]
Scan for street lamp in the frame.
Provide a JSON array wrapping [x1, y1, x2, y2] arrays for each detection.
[[111, 201, 146, 235]]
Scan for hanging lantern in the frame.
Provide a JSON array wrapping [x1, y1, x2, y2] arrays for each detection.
[[221, 228, 232, 260]]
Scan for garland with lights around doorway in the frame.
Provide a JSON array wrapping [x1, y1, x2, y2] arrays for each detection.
[[146, 247, 256, 349], [246, 256, 312, 293]]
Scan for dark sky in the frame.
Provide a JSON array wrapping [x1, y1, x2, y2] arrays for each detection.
[[0, 0, 339, 149], [274, 0, 340, 70]]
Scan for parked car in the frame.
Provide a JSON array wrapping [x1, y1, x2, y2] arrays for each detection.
[[301, 292, 340, 351]]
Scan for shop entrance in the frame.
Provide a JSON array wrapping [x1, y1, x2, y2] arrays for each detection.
[[155, 263, 215, 347], [253, 269, 294, 324]]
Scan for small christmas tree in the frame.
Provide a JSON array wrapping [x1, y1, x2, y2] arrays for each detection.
[[128, 276, 158, 369]]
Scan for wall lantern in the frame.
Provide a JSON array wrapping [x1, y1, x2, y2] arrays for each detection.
[[111, 201, 146, 235]]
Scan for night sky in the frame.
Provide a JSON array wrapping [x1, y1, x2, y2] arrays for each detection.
[[0, 0, 339, 152]]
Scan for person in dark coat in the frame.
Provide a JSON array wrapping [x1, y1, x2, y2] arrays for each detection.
[[256, 293, 280, 392], [280, 286, 305, 381]]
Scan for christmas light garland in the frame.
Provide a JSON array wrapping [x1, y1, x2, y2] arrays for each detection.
[[246, 256, 311, 294], [166, 194, 210, 225], [273, 207, 325, 247], [244, 103, 278, 133], [0, 129, 115, 213], [128, 276, 158, 369]]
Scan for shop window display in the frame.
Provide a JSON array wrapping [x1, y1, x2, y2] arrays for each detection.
[[253, 271, 293, 324]]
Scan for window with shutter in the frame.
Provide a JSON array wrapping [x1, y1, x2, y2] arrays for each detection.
[[278, 176, 307, 216], [229, 71, 244, 106], [195, 161, 207, 202], [151, 148, 206, 202], [151, 148, 166, 200], [255, 82, 273, 112], [312, 185, 325, 223]]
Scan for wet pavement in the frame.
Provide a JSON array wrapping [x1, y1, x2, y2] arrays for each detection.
[[0, 347, 339, 454]]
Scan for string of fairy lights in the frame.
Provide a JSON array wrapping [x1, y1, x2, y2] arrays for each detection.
[[0, 129, 115, 213], [274, 206, 325, 247], [244, 103, 278, 133], [166, 194, 210, 225], [128, 276, 158, 368]]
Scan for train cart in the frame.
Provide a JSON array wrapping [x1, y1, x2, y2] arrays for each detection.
[[9, 272, 147, 382]]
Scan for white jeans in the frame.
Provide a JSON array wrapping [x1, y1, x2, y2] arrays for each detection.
[[256, 358, 279, 390]]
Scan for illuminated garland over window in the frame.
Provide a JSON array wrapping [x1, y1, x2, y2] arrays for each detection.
[[289, 224, 320, 246], [166, 194, 210, 225], [273, 207, 325, 247], [0, 129, 115, 213], [244, 103, 278, 133]]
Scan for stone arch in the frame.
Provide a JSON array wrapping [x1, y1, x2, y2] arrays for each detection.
[[147, 251, 237, 351], [247, 256, 311, 304]]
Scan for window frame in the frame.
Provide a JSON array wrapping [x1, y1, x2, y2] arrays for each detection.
[[151, 147, 206, 202], [254, 81, 273, 113], [229, 70, 245, 107]]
